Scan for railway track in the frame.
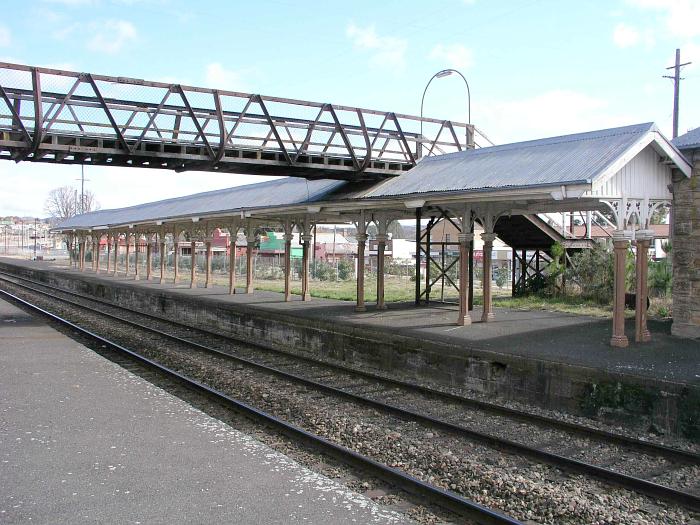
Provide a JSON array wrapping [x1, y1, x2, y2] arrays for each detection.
[[0, 286, 519, 525], [1, 273, 699, 524]]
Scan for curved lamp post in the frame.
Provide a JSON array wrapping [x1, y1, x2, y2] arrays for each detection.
[[420, 68, 471, 156]]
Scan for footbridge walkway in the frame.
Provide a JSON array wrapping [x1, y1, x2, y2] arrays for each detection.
[[0, 62, 482, 179]]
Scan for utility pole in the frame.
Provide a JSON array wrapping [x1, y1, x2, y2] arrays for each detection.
[[663, 48, 692, 138], [75, 164, 90, 214]]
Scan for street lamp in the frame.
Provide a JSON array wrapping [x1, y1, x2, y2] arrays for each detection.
[[420, 68, 471, 156]]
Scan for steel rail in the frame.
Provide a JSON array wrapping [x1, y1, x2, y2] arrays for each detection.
[[0, 287, 522, 525], [1, 273, 699, 512], [1, 269, 696, 465]]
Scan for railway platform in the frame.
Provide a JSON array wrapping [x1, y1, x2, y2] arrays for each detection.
[[0, 296, 409, 524], [1, 257, 698, 437]]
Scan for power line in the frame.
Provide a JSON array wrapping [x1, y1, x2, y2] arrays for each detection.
[[662, 48, 691, 139]]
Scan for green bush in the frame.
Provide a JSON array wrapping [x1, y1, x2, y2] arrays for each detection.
[[648, 258, 672, 297], [258, 265, 284, 280], [337, 259, 354, 280], [566, 244, 614, 304], [211, 256, 226, 273], [494, 265, 509, 288], [544, 242, 565, 295], [312, 260, 336, 281]]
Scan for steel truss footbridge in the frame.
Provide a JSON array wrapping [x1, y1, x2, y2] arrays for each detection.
[[0, 63, 483, 180]]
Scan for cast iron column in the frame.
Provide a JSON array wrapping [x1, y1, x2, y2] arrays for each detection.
[[635, 230, 653, 343], [610, 231, 630, 347], [246, 240, 255, 294], [481, 232, 497, 322], [159, 236, 166, 284], [376, 233, 387, 309], [146, 238, 153, 280], [301, 233, 312, 301], [228, 234, 237, 294], [134, 235, 141, 281], [106, 234, 112, 273], [79, 236, 85, 271], [457, 232, 473, 326], [113, 235, 119, 276], [283, 232, 293, 301], [189, 240, 196, 288], [125, 234, 131, 277], [204, 239, 212, 288], [173, 241, 180, 284], [356, 233, 367, 312]]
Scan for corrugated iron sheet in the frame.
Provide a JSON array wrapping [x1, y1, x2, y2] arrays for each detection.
[[58, 123, 671, 230], [58, 178, 347, 229], [365, 123, 656, 198], [673, 127, 700, 150]]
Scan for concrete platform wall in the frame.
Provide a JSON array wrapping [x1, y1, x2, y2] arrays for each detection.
[[2, 260, 696, 437]]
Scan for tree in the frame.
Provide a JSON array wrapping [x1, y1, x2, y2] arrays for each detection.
[[387, 220, 405, 239], [44, 186, 99, 225]]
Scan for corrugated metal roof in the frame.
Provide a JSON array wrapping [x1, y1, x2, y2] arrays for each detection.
[[58, 122, 680, 231], [58, 178, 348, 229], [365, 123, 656, 198], [673, 127, 700, 150]]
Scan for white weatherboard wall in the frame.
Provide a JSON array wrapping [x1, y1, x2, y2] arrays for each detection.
[[587, 145, 672, 200]]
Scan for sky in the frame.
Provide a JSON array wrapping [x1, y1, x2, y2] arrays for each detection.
[[1, 0, 699, 218]]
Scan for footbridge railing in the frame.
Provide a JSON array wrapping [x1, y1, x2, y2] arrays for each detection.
[[0, 62, 477, 179]]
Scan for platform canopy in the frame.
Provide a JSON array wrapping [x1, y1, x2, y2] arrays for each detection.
[[56, 122, 691, 233]]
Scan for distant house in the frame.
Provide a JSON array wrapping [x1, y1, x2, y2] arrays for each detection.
[[314, 231, 356, 263], [258, 231, 302, 262]]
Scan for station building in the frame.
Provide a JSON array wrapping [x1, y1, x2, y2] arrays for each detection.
[[55, 123, 697, 345]]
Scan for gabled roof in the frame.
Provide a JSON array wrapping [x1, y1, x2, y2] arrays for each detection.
[[58, 178, 348, 229], [56, 123, 690, 231], [673, 127, 700, 150], [365, 123, 688, 198]]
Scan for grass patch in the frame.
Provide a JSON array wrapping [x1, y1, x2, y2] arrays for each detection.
[[136, 266, 644, 319]]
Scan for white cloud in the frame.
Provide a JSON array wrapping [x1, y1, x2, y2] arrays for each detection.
[[346, 23, 407, 72], [52, 22, 79, 41], [87, 20, 137, 54], [204, 63, 244, 90], [0, 25, 10, 47], [478, 90, 635, 144], [613, 22, 641, 47], [429, 43, 474, 69], [626, 0, 700, 39]]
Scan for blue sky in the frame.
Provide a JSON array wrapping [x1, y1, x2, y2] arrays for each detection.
[[1, 0, 698, 217]]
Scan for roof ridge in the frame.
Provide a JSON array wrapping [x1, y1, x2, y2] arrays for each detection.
[[424, 122, 654, 162]]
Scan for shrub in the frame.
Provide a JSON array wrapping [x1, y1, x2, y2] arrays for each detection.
[[211, 256, 226, 273], [337, 259, 354, 281], [566, 244, 614, 304], [648, 258, 672, 297], [494, 265, 509, 288]]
